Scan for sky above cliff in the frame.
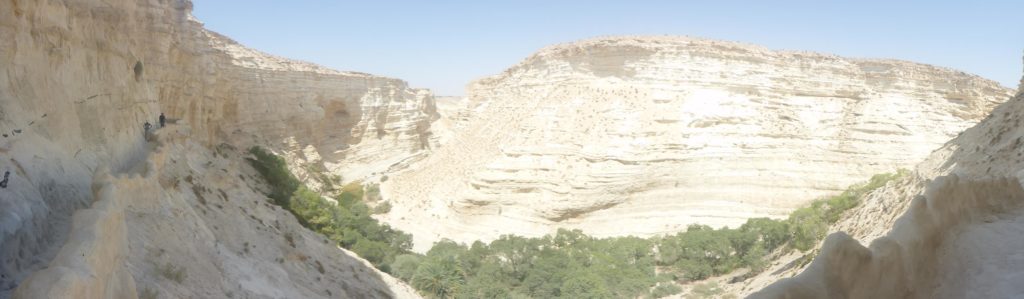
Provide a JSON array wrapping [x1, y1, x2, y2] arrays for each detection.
[[193, 1, 1023, 96]]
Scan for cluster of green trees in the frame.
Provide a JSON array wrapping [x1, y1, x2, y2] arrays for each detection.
[[654, 170, 905, 282], [393, 230, 664, 298], [246, 147, 412, 271], [246, 146, 902, 298]]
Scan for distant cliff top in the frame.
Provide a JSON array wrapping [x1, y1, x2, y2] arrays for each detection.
[[203, 30, 379, 78], [479, 35, 1007, 91]]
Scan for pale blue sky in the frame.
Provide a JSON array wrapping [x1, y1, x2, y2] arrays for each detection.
[[193, 1, 1023, 96]]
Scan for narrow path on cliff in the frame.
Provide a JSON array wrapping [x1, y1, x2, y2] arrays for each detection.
[[1, 125, 164, 299], [930, 205, 1024, 298], [124, 131, 161, 176]]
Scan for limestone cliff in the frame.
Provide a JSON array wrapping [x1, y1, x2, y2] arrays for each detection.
[[751, 57, 1024, 298], [381, 36, 1012, 250], [14, 125, 419, 299], [198, 31, 439, 184], [0, 0, 431, 296]]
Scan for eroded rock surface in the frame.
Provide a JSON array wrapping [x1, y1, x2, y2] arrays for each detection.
[[752, 60, 1024, 298], [13, 126, 418, 299], [382, 36, 1013, 250], [0, 0, 430, 296]]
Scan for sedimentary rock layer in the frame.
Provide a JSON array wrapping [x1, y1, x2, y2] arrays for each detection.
[[14, 126, 418, 298], [0, 0, 432, 295], [382, 36, 1013, 250], [753, 61, 1024, 299]]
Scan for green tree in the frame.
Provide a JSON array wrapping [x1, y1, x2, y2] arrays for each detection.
[[520, 248, 574, 298], [412, 256, 465, 298], [391, 254, 423, 281], [648, 283, 682, 298], [787, 207, 827, 251], [739, 218, 790, 251], [352, 239, 390, 270], [490, 235, 539, 281], [249, 146, 903, 298], [560, 272, 612, 299], [246, 147, 299, 206], [458, 276, 514, 299]]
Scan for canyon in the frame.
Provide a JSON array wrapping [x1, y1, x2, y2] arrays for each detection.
[[751, 60, 1024, 299], [1, 0, 1020, 298], [1, 0, 429, 297], [380, 36, 1012, 250]]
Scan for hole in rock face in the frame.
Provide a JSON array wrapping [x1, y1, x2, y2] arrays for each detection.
[[133, 61, 143, 82]]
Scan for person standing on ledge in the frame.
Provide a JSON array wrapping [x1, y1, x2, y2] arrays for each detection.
[[159, 112, 166, 128]]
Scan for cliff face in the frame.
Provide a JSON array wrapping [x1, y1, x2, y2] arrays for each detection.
[[752, 58, 1024, 299], [0, 0, 432, 296], [381, 36, 1013, 250], [195, 32, 439, 183]]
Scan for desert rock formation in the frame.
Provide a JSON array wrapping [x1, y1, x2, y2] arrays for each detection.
[[0, 0, 429, 297], [752, 59, 1024, 298], [14, 125, 419, 299], [201, 31, 439, 185], [382, 36, 1013, 250]]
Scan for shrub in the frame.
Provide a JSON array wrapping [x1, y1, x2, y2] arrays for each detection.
[[246, 147, 299, 206], [373, 201, 392, 214], [340, 181, 364, 201], [365, 184, 382, 202], [246, 148, 412, 274], [785, 170, 905, 251]]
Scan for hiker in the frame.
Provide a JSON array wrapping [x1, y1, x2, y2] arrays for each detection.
[[159, 113, 166, 128], [1, 171, 9, 189], [144, 121, 152, 133]]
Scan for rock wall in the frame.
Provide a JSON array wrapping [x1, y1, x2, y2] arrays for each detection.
[[381, 36, 1013, 250], [753, 63, 1024, 298], [0, 0, 434, 295], [14, 125, 420, 298], [189, 31, 439, 183]]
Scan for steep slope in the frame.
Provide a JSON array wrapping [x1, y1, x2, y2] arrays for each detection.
[[14, 125, 419, 298], [431, 96, 467, 147], [198, 31, 439, 184], [0, 0, 431, 296], [381, 36, 1012, 250], [752, 58, 1024, 298]]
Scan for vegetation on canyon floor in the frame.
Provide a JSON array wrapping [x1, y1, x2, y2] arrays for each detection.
[[246, 146, 903, 298], [246, 146, 412, 272]]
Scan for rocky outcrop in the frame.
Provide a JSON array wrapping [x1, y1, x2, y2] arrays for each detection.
[[11, 169, 137, 299], [0, 0, 433, 296], [752, 60, 1024, 298], [196, 31, 439, 184], [14, 125, 419, 298], [381, 36, 1013, 250]]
